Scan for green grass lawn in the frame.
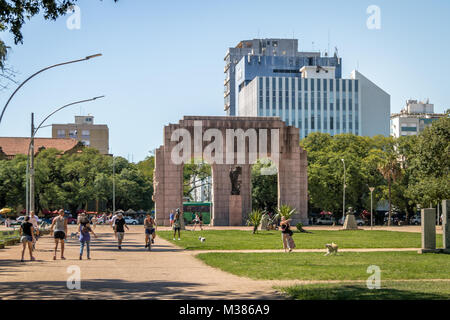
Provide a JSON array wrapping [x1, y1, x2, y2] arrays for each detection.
[[196, 251, 450, 280], [158, 229, 442, 250], [278, 281, 450, 300]]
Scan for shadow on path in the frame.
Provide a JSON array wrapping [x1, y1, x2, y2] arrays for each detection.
[[0, 279, 278, 300]]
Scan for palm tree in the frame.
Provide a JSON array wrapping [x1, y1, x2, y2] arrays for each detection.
[[247, 209, 264, 234], [378, 149, 402, 226]]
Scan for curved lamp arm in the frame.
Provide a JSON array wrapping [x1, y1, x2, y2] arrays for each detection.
[[0, 53, 102, 125]]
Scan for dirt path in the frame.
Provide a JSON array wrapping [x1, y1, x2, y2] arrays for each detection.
[[0, 225, 282, 300]]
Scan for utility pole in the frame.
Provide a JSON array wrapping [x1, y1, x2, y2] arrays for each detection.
[[113, 156, 116, 214], [369, 187, 375, 230], [30, 113, 35, 215], [341, 158, 346, 222]]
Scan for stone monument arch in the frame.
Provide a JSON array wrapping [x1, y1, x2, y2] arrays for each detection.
[[153, 116, 308, 226]]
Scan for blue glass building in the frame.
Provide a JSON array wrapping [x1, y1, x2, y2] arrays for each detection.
[[224, 38, 342, 116]]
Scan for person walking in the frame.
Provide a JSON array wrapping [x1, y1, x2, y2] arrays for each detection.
[[50, 209, 68, 260], [29, 210, 40, 251], [192, 213, 203, 231], [111, 212, 118, 239], [280, 216, 295, 252], [79, 219, 97, 260], [91, 215, 98, 230], [169, 210, 175, 227], [172, 209, 182, 240], [20, 216, 36, 262], [144, 213, 155, 249], [114, 213, 128, 250]]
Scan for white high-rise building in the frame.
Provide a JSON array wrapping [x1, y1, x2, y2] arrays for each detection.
[[238, 68, 390, 138], [390, 100, 446, 138]]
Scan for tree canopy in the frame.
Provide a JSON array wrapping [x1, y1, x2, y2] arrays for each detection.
[[0, 147, 153, 214]]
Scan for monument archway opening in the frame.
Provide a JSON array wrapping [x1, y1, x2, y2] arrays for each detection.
[[153, 116, 308, 226]]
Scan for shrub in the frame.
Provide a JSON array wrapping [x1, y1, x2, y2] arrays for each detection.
[[275, 204, 296, 220], [247, 209, 264, 234]]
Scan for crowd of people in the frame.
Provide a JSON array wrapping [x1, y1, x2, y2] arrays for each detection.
[[17, 209, 162, 261], [17, 207, 295, 261]]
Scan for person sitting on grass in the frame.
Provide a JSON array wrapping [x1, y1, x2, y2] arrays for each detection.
[[20, 216, 36, 262]]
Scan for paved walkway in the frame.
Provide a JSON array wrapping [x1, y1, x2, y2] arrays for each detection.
[[0, 225, 444, 300], [0, 225, 282, 300]]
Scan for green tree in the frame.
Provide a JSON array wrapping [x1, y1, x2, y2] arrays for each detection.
[[183, 160, 211, 199], [408, 117, 450, 207], [0, 154, 27, 209], [377, 138, 402, 226], [251, 159, 277, 213]]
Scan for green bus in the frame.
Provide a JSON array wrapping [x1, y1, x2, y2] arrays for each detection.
[[183, 201, 211, 225]]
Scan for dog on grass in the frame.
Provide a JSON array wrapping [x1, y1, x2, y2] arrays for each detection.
[[324, 242, 338, 256], [198, 236, 206, 242]]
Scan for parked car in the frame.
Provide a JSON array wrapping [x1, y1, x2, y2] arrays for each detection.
[[410, 215, 421, 225], [9, 219, 20, 225], [339, 216, 365, 226], [355, 217, 365, 226], [124, 217, 139, 225], [67, 217, 77, 224], [42, 218, 53, 224], [316, 216, 335, 225]]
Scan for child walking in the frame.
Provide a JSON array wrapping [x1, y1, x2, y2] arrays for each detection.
[[79, 221, 97, 260]]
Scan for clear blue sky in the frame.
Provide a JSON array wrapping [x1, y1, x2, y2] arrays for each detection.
[[0, 0, 449, 162]]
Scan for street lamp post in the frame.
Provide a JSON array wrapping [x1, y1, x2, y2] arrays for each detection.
[[112, 156, 116, 214], [25, 96, 105, 215], [341, 158, 346, 222], [369, 187, 375, 230], [0, 54, 102, 126]]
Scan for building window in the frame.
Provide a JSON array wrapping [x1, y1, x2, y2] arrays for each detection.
[[266, 77, 270, 114], [285, 78, 289, 112], [81, 140, 90, 146], [272, 78, 276, 116], [304, 92, 308, 130], [69, 130, 77, 138], [57, 129, 65, 138], [81, 130, 90, 138]]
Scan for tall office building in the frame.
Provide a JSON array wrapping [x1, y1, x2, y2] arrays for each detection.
[[390, 99, 447, 138], [52, 115, 109, 154], [238, 66, 390, 138], [224, 38, 341, 116]]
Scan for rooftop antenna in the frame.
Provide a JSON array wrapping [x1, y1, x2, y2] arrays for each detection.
[[327, 28, 330, 56]]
